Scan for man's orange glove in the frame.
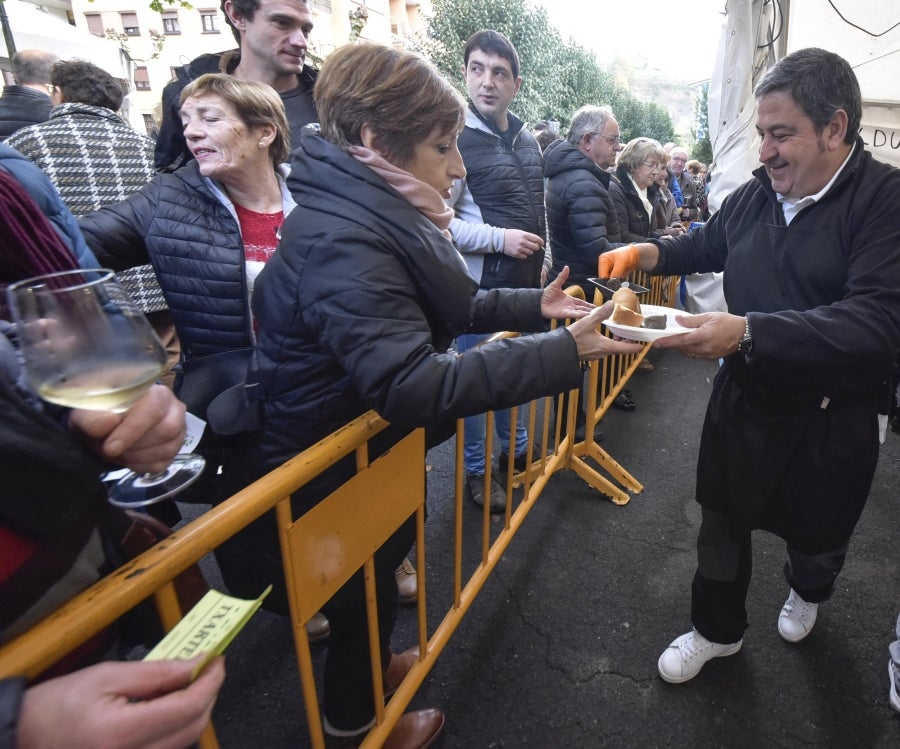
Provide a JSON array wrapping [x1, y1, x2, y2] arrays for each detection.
[[598, 245, 640, 280]]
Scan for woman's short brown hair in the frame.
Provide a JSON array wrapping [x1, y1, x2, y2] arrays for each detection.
[[314, 43, 466, 167], [180, 74, 290, 166]]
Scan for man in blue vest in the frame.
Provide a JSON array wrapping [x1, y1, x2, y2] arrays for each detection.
[[449, 29, 546, 511]]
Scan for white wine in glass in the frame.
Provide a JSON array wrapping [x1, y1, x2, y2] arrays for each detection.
[[7, 268, 205, 507]]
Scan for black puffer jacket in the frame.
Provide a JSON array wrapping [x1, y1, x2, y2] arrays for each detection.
[[217, 131, 583, 608], [236, 131, 582, 477], [78, 161, 290, 360], [0, 85, 52, 140], [457, 106, 546, 290], [609, 165, 663, 243], [543, 139, 624, 294], [78, 161, 290, 359]]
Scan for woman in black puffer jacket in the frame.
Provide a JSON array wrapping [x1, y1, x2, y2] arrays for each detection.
[[609, 136, 669, 244], [78, 76, 294, 365], [218, 43, 642, 748], [77, 74, 296, 516]]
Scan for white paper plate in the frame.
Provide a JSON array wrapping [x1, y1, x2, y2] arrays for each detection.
[[602, 304, 695, 342]]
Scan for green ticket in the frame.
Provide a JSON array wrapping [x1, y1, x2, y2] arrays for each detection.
[[144, 585, 272, 679]]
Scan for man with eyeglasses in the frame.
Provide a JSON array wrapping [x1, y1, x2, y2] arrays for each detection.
[[543, 105, 642, 416], [0, 50, 59, 141], [543, 104, 625, 299]]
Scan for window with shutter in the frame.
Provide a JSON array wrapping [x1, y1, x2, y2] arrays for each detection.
[[120, 11, 140, 36], [85, 13, 104, 37], [162, 11, 180, 34], [134, 66, 151, 91]]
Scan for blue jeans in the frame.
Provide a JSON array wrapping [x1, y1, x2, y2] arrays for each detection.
[[455, 333, 528, 475]]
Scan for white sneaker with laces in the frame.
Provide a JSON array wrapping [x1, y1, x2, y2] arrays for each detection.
[[778, 588, 818, 643], [657, 630, 742, 684]]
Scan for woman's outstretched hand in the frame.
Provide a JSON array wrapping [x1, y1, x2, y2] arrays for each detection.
[[540, 266, 595, 320], [567, 303, 644, 361]]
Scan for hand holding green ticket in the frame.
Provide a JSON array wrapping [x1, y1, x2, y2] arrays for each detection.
[[144, 585, 271, 679]]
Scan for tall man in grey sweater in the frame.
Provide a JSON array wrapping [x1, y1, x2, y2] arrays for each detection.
[[448, 29, 547, 512]]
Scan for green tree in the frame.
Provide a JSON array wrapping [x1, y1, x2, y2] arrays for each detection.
[[692, 83, 713, 164]]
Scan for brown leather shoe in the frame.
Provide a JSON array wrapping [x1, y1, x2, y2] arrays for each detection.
[[395, 557, 418, 607], [384, 646, 419, 697], [383, 709, 444, 749], [325, 708, 444, 749]]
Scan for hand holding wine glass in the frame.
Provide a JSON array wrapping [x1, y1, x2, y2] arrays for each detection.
[[7, 268, 205, 507], [69, 383, 187, 475]]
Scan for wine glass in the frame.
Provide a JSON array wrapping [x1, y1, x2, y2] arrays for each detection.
[[6, 268, 205, 507]]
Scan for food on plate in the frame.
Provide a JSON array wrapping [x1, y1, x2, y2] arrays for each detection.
[[605, 277, 623, 291], [610, 286, 643, 326], [609, 288, 670, 330], [642, 314, 667, 330], [611, 286, 640, 312]]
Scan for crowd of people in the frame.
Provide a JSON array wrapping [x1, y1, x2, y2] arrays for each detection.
[[1, 2, 899, 746]]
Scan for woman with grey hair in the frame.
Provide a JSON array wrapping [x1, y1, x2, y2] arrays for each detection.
[[609, 136, 669, 372], [609, 136, 669, 245]]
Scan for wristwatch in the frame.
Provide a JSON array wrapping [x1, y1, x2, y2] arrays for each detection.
[[737, 316, 753, 355]]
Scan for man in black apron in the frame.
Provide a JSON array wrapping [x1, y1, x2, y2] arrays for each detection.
[[600, 47, 900, 684]]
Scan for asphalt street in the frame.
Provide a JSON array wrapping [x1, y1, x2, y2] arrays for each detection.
[[195, 347, 900, 748]]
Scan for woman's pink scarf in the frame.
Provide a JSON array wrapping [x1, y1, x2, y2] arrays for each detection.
[[348, 145, 454, 239]]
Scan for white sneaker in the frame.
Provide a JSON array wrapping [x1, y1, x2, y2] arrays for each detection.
[[890, 660, 900, 713], [778, 589, 818, 643], [657, 630, 742, 684]]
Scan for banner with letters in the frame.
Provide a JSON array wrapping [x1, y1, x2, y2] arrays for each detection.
[[860, 105, 900, 169]]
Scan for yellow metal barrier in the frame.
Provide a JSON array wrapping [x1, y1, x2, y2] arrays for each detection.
[[478, 274, 680, 507], [574, 272, 680, 504], [279, 428, 428, 749], [0, 410, 394, 749], [0, 280, 679, 748]]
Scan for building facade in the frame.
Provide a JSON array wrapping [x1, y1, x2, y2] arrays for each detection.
[[66, 0, 430, 135]]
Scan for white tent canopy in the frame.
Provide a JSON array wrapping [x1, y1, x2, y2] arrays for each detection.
[[785, 0, 900, 168], [709, 0, 900, 203], [0, 0, 129, 80], [688, 0, 899, 313]]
